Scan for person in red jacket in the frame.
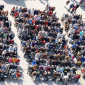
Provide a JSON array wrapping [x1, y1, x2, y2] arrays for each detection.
[[48, 11, 53, 16], [14, 11, 19, 18], [35, 25, 39, 30], [74, 74, 81, 82], [16, 72, 21, 79]]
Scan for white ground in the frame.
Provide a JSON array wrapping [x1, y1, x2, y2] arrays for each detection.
[[0, 0, 85, 85]]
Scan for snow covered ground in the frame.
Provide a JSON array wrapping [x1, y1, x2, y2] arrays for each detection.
[[0, 0, 85, 85]]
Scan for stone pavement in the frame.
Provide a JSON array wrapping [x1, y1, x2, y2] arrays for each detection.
[[0, 0, 85, 85]]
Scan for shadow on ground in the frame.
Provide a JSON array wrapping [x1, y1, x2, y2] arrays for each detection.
[[39, 0, 45, 5], [3, 0, 26, 7]]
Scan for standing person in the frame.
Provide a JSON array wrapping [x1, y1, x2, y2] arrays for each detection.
[[71, 5, 76, 13], [71, 4, 80, 13], [79, 0, 83, 5], [68, 3, 74, 12]]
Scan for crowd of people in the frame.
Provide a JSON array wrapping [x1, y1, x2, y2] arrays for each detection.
[[10, 5, 81, 84], [0, 0, 85, 84], [0, 5, 21, 82], [62, 13, 85, 75]]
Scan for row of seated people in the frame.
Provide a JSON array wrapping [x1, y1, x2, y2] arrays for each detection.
[[11, 5, 81, 83], [28, 65, 80, 82], [62, 14, 85, 67], [0, 5, 21, 82]]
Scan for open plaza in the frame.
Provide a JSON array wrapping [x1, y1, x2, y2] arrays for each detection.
[[0, 0, 85, 85]]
